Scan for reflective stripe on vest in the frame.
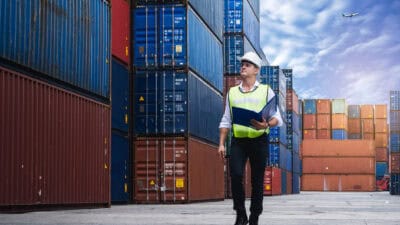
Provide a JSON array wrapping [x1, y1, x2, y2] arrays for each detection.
[[229, 84, 270, 138]]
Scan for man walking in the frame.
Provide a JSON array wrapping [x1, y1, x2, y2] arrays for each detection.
[[218, 52, 282, 225]]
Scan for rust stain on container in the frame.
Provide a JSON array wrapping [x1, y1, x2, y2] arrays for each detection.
[[374, 104, 387, 119], [301, 174, 375, 191], [360, 105, 374, 119], [303, 114, 316, 129], [376, 148, 388, 162], [348, 118, 361, 133], [317, 114, 331, 130], [302, 140, 375, 157], [316, 99, 331, 114], [134, 136, 224, 203], [0, 67, 111, 207], [302, 157, 375, 174], [331, 114, 347, 130]]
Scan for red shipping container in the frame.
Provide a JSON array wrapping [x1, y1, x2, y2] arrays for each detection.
[[360, 105, 374, 119], [303, 114, 316, 129], [348, 118, 361, 133], [302, 157, 375, 174], [317, 129, 331, 139], [0, 67, 111, 207], [316, 99, 331, 114], [303, 129, 317, 139], [332, 114, 347, 130], [375, 133, 388, 148], [302, 139, 375, 157], [317, 114, 331, 130], [134, 136, 224, 203], [391, 153, 400, 173], [376, 148, 388, 162], [301, 174, 375, 191], [112, 0, 130, 64], [264, 167, 282, 196], [374, 104, 387, 119], [286, 171, 292, 194], [361, 119, 374, 133], [374, 118, 388, 133]]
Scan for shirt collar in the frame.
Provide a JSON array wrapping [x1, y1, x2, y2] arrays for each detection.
[[239, 80, 260, 92]]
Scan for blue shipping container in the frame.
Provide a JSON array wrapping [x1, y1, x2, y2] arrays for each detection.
[[332, 129, 347, 140], [224, 34, 258, 75], [111, 131, 130, 203], [390, 111, 400, 132], [376, 162, 388, 179], [269, 122, 287, 146], [348, 105, 361, 118], [112, 58, 129, 132], [390, 173, 400, 195], [268, 143, 284, 167], [390, 133, 400, 152], [293, 153, 301, 174], [0, 0, 110, 98], [303, 99, 317, 114], [133, 5, 223, 92], [292, 172, 300, 194], [280, 146, 292, 171], [283, 69, 293, 90], [134, 70, 222, 144], [390, 91, 400, 110]]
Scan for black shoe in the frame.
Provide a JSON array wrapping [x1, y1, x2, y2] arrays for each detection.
[[249, 214, 259, 225], [234, 214, 248, 225]]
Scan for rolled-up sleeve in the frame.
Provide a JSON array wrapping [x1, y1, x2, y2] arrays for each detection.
[[219, 96, 232, 129]]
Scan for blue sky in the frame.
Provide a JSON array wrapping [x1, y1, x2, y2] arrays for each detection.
[[260, 0, 400, 106]]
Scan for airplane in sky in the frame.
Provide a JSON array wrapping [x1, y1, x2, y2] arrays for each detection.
[[342, 12, 359, 17]]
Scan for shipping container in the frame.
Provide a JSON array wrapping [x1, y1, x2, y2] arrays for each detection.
[[112, 0, 130, 64], [348, 105, 360, 118], [332, 129, 347, 140], [375, 133, 388, 148], [134, 70, 222, 144], [224, 0, 260, 54], [0, 67, 111, 207], [133, 5, 223, 91], [303, 99, 316, 114], [375, 119, 388, 133], [302, 157, 375, 174], [317, 99, 331, 114], [0, 0, 111, 98], [332, 114, 347, 130], [317, 114, 331, 130], [360, 105, 374, 119], [264, 167, 282, 196], [361, 119, 374, 133], [286, 90, 299, 114], [391, 133, 400, 152], [301, 174, 375, 191], [112, 58, 129, 132], [268, 143, 286, 167], [391, 153, 400, 173], [111, 130, 130, 203], [348, 133, 362, 139], [134, 136, 224, 203], [292, 173, 300, 194], [286, 171, 292, 194], [374, 104, 387, 119], [223, 75, 242, 99], [331, 99, 346, 114], [302, 140, 375, 157], [348, 118, 361, 133], [363, 133, 374, 140], [283, 69, 293, 90], [281, 169, 287, 194], [303, 129, 317, 139], [317, 129, 331, 139], [293, 153, 301, 174], [376, 147, 388, 162], [376, 162, 388, 179], [390, 111, 400, 132], [269, 123, 287, 145], [224, 34, 258, 75], [390, 173, 400, 195], [390, 91, 400, 110], [303, 114, 316, 129]]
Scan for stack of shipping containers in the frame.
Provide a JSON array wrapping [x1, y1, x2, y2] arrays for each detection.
[[111, 0, 131, 203], [0, 1, 111, 208], [316, 99, 331, 139], [260, 66, 288, 195], [374, 105, 389, 184], [331, 99, 347, 140], [284, 69, 301, 194], [390, 91, 400, 195], [132, 0, 225, 203], [348, 105, 362, 139], [360, 105, 375, 140], [223, 0, 264, 198], [303, 99, 317, 139]]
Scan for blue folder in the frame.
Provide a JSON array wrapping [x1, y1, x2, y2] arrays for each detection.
[[231, 96, 277, 127]]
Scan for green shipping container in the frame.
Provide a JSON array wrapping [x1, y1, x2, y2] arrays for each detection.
[[332, 99, 347, 114]]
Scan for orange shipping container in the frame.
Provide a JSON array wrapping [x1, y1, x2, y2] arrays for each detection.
[[302, 157, 375, 174], [302, 139, 375, 157], [303, 129, 317, 139], [360, 105, 374, 119], [317, 99, 331, 114], [301, 174, 375, 191], [375, 133, 388, 148], [317, 114, 331, 129], [348, 118, 361, 133], [317, 129, 331, 139], [374, 104, 387, 119], [332, 114, 348, 130], [363, 133, 374, 140], [374, 118, 388, 132], [376, 148, 388, 162], [303, 114, 316, 129], [391, 153, 400, 173], [361, 119, 374, 133]]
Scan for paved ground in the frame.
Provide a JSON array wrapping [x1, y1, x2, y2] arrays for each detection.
[[1, 192, 400, 225]]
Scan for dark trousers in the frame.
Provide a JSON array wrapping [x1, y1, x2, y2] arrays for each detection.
[[230, 134, 268, 215]]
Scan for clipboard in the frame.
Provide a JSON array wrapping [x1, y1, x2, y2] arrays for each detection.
[[231, 96, 277, 127]]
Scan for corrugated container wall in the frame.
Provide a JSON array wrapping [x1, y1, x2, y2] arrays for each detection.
[[112, 0, 130, 64], [111, 131, 130, 202], [0, 67, 111, 207], [0, 0, 111, 99], [112, 58, 129, 132]]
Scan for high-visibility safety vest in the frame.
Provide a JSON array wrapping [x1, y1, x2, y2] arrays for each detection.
[[229, 84, 270, 138]]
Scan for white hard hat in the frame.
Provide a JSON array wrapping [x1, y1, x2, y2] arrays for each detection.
[[238, 51, 261, 68]]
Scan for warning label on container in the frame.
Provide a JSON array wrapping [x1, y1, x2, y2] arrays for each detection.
[[176, 45, 182, 53], [176, 178, 184, 188], [139, 96, 145, 102], [150, 180, 155, 186]]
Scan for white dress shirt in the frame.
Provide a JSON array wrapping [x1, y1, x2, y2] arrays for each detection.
[[219, 80, 283, 129]]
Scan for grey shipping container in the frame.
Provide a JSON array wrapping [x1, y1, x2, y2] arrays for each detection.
[[0, 0, 111, 99], [0, 66, 111, 208]]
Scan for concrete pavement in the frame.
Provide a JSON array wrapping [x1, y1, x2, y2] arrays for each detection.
[[1, 192, 400, 225]]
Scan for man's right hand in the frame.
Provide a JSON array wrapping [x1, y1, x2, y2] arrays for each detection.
[[218, 145, 226, 160]]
